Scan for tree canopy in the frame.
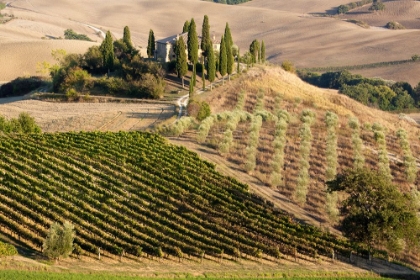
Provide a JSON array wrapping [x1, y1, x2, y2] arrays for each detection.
[[327, 168, 420, 255], [219, 35, 227, 77], [182, 20, 190, 33]]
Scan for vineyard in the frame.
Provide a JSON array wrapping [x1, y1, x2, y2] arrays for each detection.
[[0, 130, 361, 263], [169, 66, 420, 266]]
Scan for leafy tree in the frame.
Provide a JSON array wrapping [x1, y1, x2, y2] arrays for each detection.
[[187, 18, 199, 64], [197, 102, 211, 121], [201, 15, 211, 57], [175, 37, 188, 88], [261, 40, 266, 63], [327, 168, 420, 255], [43, 221, 75, 261], [100, 31, 115, 75], [337, 5, 349, 14], [123, 26, 133, 50], [147, 29, 155, 58], [64, 29, 92, 41], [83, 46, 104, 74], [207, 44, 216, 90], [219, 35, 227, 79], [249, 39, 259, 65], [182, 20, 190, 33], [369, 0, 385, 11]]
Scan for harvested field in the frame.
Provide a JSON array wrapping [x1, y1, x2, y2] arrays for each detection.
[[1, 0, 420, 84], [0, 99, 175, 132]]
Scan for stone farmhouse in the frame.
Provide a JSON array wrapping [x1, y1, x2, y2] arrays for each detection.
[[155, 32, 220, 62]]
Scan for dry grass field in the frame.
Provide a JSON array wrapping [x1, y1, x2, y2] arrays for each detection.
[[1, 0, 420, 84], [0, 98, 175, 132]]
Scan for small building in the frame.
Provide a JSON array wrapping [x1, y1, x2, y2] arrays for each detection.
[[155, 32, 220, 62]]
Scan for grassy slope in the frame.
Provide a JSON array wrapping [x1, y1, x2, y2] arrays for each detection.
[[172, 65, 420, 267]]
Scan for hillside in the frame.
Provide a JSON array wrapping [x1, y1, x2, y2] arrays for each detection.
[[0, 131, 362, 264], [168, 65, 420, 266], [1, 0, 420, 84]]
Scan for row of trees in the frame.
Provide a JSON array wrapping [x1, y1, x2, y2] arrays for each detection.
[[299, 70, 420, 111], [48, 26, 165, 99], [337, 0, 384, 14]]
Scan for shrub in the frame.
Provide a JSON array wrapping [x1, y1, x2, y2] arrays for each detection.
[[245, 115, 263, 172], [396, 129, 417, 184], [372, 123, 392, 180], [64, 29, 92, 41], [0, 112, 41, 134], [0, 76, 45, 98], [325, 112, 339, 220], [281, 60, 295, 73], [197, 115, 214, 143], [270, 110, 290, 187], [0, 241, 17, 257], [337, 5, 349, 14], [197, 102, 211, 121], [386, 21, 405, 30], [348, 117, 365, 169]]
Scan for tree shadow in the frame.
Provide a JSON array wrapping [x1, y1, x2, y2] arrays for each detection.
[[0, 232, 45, 260]]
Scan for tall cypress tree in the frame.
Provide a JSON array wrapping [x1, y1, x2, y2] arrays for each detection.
[[202, 61, 206, 91], [100, 31, 114, 75], [224, 23, 233, 50], [187, 18, 199, 64], [226, 37, 234, 80], [123, 26, 133, 50], [201, 15, 211, 57], [182, 20, 190, 33], [219, 35, 227, 82], [175, 37, 188, 88], [147, 29, 155, 58], [237, 48, 240, 74], [249, 39, 259, 65], [261, 40, 266, 63], [207, 43, 216, 90]]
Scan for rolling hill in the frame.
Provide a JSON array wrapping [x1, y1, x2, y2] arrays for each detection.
[[167, 65, 420, 267], [1, 0, 420, 84]]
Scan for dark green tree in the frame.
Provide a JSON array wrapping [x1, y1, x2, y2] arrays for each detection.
[[182, 20, 190, 33], [226, 36, 234, 80], [249, 39, 259, 65], [147, 29, 156, 58], [100, 31, 114, 75], [192, 64, 197, 87], [327, 168, 420, 255], [175, 37, 188, 88], [207, 44, 216, 90], [201, 15, 211, 57], [369, 0, 385, 11], [187, 18, 199, 64], [123, 26, 133, 50], [261, 40, 266, 63], [201, 61, 206, 90], [219, 35, 227, 81], [237, 48, 240, 74], [224, 22, 233, 50]]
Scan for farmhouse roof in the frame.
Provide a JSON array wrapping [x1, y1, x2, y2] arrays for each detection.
[[156, 32, 220, 45]]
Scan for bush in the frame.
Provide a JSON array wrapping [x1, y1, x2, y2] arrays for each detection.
[[197, 102, 211, 121], [385, 21, 405, 30], [0, 76, 45, 98], [0, 241, 17, 257], [64, 29, 92, 41], [337, 5, 349, 14], [281, 60, 295, 73], [0, 112, 41, 134]]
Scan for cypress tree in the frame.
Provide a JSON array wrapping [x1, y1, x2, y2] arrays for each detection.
[[175, 37, 188, 88], [182, 20, 190, 33], [261, 40, 266, 63], [192, 64, 197, 87], [219, 35, 227, 83], [187, 18, 199, 64], [202, 61, 206, 90], [258, 42, 262, 63], [123, 26, 133, 50], [224, 23, 233, 50], [237, 48, 240, 74], [207, 43, 216, 90], [201, 15, 211, 57], [249, 39, 259, 65], [100, 30, 114, 75], [147, 29, 155, 58], [226, 37, 233, 80]]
